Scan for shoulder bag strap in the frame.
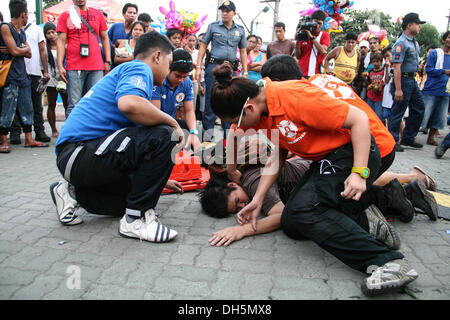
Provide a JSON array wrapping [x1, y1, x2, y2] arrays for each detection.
[[77, 9, 99, 40]]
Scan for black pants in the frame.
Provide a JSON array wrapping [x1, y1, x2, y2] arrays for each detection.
[[56, 126, 177, 218], [11, 75, 45, 135], [281, 138, 404, 273]]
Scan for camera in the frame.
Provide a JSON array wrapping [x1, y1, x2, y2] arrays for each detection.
[[295, 16, 318, 42]]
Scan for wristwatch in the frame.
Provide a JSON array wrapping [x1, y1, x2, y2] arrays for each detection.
[[310, 36, 316, 41], [105, 61, 112, 65], [189, 129, 199, 135], [351, 167, 370, 179]]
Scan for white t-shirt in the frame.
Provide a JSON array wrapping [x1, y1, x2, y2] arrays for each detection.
[[24, 24, 45, 76]]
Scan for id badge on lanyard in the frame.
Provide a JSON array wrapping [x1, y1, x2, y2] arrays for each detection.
[[78, 9, 90, 57]]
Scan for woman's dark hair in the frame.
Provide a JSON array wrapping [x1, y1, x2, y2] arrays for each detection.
[[381, 46, 392, 55], [170, 48, 194, 73], [260, 54, 303, 81], [134, 31, 174, 58], [127, 20, 147, 39], [198, 178, 236, 218], [9, 0, 27, 19], [247, 34, 257, 41], [44, 22, 57, 71], [122, 3, 138, 15], [211, 64, 259, 119]]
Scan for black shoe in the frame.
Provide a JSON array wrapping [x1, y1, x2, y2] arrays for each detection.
[[435, 141, 448, 159], [9, 133, 21, 145], [404, 180, 438, 221], [400, 140, 423, 148], [35, 131, 51, 142], [384, 179, 415, 223], [394, 143, 404, 152]]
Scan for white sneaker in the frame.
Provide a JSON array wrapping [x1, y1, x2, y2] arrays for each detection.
[[118, 209, 177, 243], [361, 259, 418, 297], [49, 181, 83, 226]]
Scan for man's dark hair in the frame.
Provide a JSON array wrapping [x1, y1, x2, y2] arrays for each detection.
[[442, 31, 450, 42], [274, 22, 286, 30], [138, 13, 152, 23], [122, 3, 138, 15], [345, 32, 358, 41], [381, 46, 392, 55], [9, 0, 27, 19], [170, 48, 194, 73], [198, 178, 236, 218], [134, 31, 174, 58], [311, 10, 326, 22], [166, 28, 183, 39], [261, 54, 303, 80], [368, 36, 381, 44]]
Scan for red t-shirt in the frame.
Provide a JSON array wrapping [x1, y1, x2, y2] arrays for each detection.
[[367, 68, 385, 102], [297, 31, 330, 77], [57, 8, 107, 71]]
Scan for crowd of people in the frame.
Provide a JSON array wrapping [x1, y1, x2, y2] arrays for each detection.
[[0, 0, 449, 298]]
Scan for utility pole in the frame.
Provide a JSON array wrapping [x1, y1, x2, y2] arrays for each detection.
[[35, 0, 43, 24], [260, 0, 281, 41]]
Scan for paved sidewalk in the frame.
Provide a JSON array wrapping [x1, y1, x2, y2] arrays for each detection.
[[0, 112, 449, 300]]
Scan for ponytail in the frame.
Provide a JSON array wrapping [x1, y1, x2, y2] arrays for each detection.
[[211, 63, 259, 119]]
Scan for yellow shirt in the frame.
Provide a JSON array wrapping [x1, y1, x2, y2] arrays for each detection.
[[333, 47, 358, 84]]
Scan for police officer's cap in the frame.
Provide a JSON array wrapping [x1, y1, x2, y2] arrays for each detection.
[[402, 13, 426, 25], [219, 1, 236, 11]]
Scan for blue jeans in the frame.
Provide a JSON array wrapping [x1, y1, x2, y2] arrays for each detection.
[[444, 133, 450, 148], [203, 63, 230, 140], [388, 78, 425, 143], [367, 99, 383, 121], [0, 84, 33, 135], [66, 70, 104, 117], [420, 94, 449, 130]]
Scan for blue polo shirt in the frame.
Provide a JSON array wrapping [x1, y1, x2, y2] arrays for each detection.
[[392, 33, 420, 73], [201, 20, 247, 62], [152, 77, 194, 118], [56, 60, 153, 150]]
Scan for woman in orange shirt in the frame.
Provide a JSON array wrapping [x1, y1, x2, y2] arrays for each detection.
[[210, 63, 418, 297]]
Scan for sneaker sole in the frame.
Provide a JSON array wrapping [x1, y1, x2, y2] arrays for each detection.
[[410, 182, 438, 221], [368, 206, 401, 250], [361, 270, 419, 297], [49, 182, 83, 226]]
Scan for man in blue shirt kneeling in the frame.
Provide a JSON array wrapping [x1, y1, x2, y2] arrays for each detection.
[[50, 31, 184, 243]]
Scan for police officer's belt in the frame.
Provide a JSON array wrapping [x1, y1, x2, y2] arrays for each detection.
[[209, 57, 239, 70], [401, 72, 417, 78]]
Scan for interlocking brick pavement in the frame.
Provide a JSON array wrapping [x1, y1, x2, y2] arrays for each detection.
[[0, 110, 449, 300]]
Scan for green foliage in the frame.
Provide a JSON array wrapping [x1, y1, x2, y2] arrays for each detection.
[[415, 23, 442, 58], [329, 8, 402, 50], [43, 0, 64, 10]]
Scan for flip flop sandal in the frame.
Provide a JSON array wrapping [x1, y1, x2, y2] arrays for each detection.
[[0, 145, 11, 153], [24, 142, 49, 148], [413, 166, 436, 191]]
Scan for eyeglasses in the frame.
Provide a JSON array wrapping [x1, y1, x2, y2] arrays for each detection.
[[237, 97, 250, 128]]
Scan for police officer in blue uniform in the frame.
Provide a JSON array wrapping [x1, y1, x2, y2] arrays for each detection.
[[388, 13, 426, 152], [196, 1, 248, 141]]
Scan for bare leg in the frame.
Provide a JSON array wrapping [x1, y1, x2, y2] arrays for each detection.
[[374, 169, 426, 187], [47, 90, 58, 136]]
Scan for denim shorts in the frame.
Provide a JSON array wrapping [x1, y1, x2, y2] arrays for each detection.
[[0, 84, 33, 131]]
